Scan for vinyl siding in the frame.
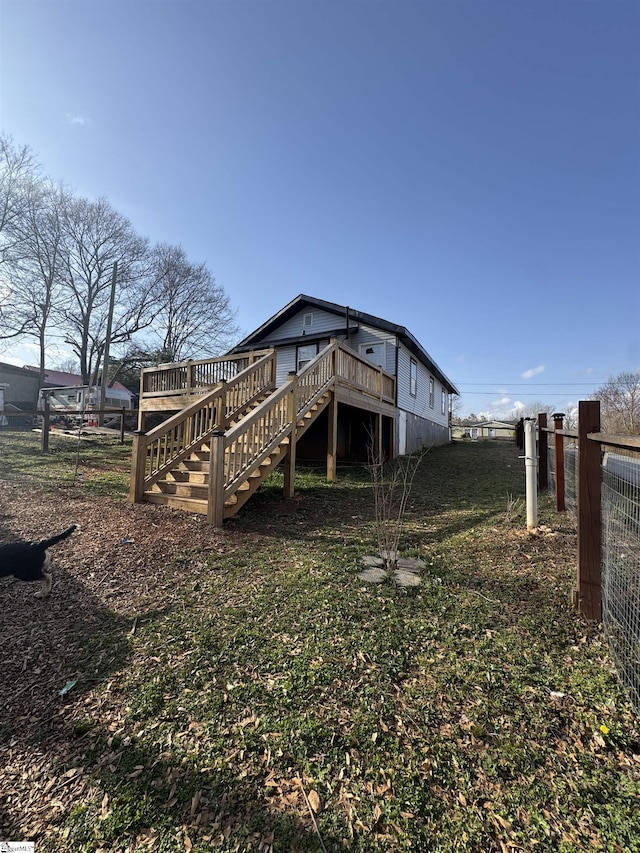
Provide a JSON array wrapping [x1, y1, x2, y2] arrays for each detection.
[[261, 308, 347, 342], [396, 343, 449, 450], [348, 324, 397, 375]]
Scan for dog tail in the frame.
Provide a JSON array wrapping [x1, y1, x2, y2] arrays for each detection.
[[39, 525, 77, 550]]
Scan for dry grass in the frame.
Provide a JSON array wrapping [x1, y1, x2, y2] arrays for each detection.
[[0, 431, 638, 852]]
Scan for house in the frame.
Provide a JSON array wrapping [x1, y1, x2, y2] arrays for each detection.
[[228, 295, 458, 457], [0, 361, 42, 410], [131, 294, 458, 523], [24, 367, 135, 411], [453, 420, 516, 441]]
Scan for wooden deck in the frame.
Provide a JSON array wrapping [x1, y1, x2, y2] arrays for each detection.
[[130, 341, 396, 523]]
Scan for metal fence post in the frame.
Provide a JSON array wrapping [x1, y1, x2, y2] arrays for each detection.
[[577, 400, 602, 621], [524, 418, 538, 530]]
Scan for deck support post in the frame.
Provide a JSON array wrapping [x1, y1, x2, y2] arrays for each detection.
[[207, 430, 226, 527], [129, 430, 148, 503], [327, 393, 338, 481], [284, 373, 298, 498], [577, 400, 602, 621]]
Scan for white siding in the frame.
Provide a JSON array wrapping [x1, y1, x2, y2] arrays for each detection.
[[273, 346, 297, 385], [262, 308, 346, 342], [396, 343, 449, 451], [348, 324, 397, 375]]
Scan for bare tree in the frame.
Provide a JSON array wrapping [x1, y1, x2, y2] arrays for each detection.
[[9, 181, 68, 384], [145, 243, 238, 362], [0, 134, 41, 341], [58, 196, 154, 384], [592, 371, 640, 434]]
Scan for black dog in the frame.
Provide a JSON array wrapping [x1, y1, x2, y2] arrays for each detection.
[[0, 525, 77, 597]]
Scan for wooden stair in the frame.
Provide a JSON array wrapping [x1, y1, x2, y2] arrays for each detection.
[[142, 388, 333, 519]]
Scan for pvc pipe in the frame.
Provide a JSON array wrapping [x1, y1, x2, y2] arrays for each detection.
[[524, 418, 538, 530]]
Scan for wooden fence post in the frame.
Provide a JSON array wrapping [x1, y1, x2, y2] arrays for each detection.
[[284, 373, 298, 498], [41, 392, 50, 454], [553, 413, 565, 512], [577, 400, 602, 621], [129, 430, 148, 503], [120, 407, 126, 444], [538, 413, 548, 490], [207, 430, 226, 527]]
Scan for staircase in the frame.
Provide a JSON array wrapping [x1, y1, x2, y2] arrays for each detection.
[[130, 347, 337, 523]]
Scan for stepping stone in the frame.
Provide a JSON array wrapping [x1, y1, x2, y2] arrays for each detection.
[[359, 568, 388, 584], [394, 570, 421, 588], [396, 557, 425, 572], [361, 555, 385, 567]]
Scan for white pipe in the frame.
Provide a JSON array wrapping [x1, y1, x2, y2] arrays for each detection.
[[524, 418, 538, 530]]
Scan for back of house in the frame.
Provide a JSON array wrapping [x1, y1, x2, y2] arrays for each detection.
[[230, 294, 458, 455]]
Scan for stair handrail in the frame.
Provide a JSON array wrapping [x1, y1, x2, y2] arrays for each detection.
[[129, 351, 275, 501], [221, 344, 338, 499]]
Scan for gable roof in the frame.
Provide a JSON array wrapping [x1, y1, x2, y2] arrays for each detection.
[[231, 294, 459, 395]]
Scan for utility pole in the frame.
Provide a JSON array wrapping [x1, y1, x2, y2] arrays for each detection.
[[99, 261, 118, 425]]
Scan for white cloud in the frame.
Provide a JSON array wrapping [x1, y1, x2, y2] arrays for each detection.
[[512, 400, 526, 412], [521, 365, 545, 379], [66, 113, 90, 126], [491, 396, 511, 407]]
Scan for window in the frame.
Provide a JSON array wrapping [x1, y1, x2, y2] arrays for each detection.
[[441, 389, 446, 415], [409, 358, 417, 397], [471, 428, 478, 439], [297, 343, 318, 371], [429, 376, 434, 408], [303, 312, 313, 329]]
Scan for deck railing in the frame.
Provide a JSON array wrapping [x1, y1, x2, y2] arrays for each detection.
[[140, 350, 273, 399], [335, 345, 395, 402], [130, 352, 276, 499]]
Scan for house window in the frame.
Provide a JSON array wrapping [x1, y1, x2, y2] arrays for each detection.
[[429, 376, 434, 408], [471, 428, 478, 439], [303, 312, 313, 329], [409, 358, 417, 397], [297, 343, 318, 371], [441, 389, 446, 415]]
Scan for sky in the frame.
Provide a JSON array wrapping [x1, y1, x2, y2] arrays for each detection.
[[1, 0, 638, 419]]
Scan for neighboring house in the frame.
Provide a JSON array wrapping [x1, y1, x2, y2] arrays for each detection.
[[22, 367, 135, 411], [453, 420, 516, 441], [229, 294, 459, 457], [0, 361, 42, 410]]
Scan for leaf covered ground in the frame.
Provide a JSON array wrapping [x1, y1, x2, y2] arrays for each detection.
[[0, 431, 638, 852]]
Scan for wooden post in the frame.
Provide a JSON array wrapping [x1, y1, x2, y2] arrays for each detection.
[[186, 361, 193, 393], [284, 373, 298, 497], [120, 407, 126, 444], [41, 393, 50, 454], [538, 413, 548, 490], [327, 393, 338, 481], [553, 413, 565, 512], [129, 430, 148, 503], [577, 400, 602, 621], [207, 430, 226, 527], [376, 412, 383, 463]]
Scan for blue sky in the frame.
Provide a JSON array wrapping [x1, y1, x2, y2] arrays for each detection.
[[1, 0, 638, 418]]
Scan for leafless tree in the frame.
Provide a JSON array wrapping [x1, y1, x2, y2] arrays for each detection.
[[58, 196, 154, 385], [592, 371, 640, 435], [0, 134, 41, 341], [9, 181, 69, 384], [145, 243, 238, 362]]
